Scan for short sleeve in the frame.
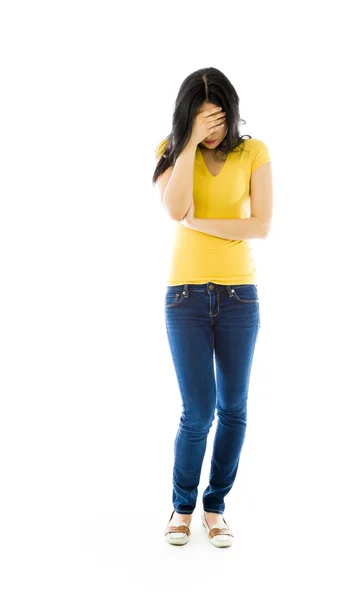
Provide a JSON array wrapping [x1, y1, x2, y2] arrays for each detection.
[[155, 138, 168, 159], [251, 139, 271, 174]]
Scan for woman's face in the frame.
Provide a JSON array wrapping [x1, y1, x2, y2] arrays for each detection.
[[196, 101, 228, 149]]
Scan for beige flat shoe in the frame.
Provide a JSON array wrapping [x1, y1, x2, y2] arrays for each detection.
[[201, 509, 234, 547], [164, 509, 192, 545]]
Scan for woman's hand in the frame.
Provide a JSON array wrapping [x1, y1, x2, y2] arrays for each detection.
[[182, 199, 196, 229], [189, 106, 226, 146]]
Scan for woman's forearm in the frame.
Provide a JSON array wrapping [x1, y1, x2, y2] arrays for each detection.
[[163, 143, 197, 221], [188, 216, 266, 240]]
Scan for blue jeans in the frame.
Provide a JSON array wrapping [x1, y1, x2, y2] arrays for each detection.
[[165, 282, 260, 515]]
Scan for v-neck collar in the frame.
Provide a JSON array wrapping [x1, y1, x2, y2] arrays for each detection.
[[197, 146, 227, 178]]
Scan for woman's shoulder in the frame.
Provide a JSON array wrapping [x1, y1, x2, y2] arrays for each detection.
[[240, 137, 269, 152], [155, 137, 169, 158], [240, 137, 271, 172]]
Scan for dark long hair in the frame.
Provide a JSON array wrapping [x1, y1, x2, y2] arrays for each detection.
[[152, 67, 251, 185]]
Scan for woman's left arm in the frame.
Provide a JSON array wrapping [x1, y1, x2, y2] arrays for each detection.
[[183, 162, 273, 240]]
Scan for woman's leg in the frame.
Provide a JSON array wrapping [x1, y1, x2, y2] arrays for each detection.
[[165, 284, 216, 515], [202, 284, 260, 514]]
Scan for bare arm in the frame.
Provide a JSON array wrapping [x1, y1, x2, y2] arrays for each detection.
[[186, 216, 265, 239], [155, 142, 197, 221]]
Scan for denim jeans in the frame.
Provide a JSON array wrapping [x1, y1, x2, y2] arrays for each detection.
[[165, 282, 260, 515]]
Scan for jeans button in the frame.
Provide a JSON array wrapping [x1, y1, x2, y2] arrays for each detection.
[[208, 283, 215, 291]]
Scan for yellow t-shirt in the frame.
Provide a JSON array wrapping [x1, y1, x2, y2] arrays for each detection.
[[155, 137, 271, 285]]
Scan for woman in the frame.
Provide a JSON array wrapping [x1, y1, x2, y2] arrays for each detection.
[[152, 67, 273, 547]]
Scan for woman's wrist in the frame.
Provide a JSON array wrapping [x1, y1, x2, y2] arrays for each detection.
[[184, 140, 198, 152]]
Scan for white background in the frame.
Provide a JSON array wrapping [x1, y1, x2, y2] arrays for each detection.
[[1, 1, 337, 598]]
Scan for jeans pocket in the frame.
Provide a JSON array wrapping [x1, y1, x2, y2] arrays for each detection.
[[230, 285, 259, 304], [165, 291, 185, 308]]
